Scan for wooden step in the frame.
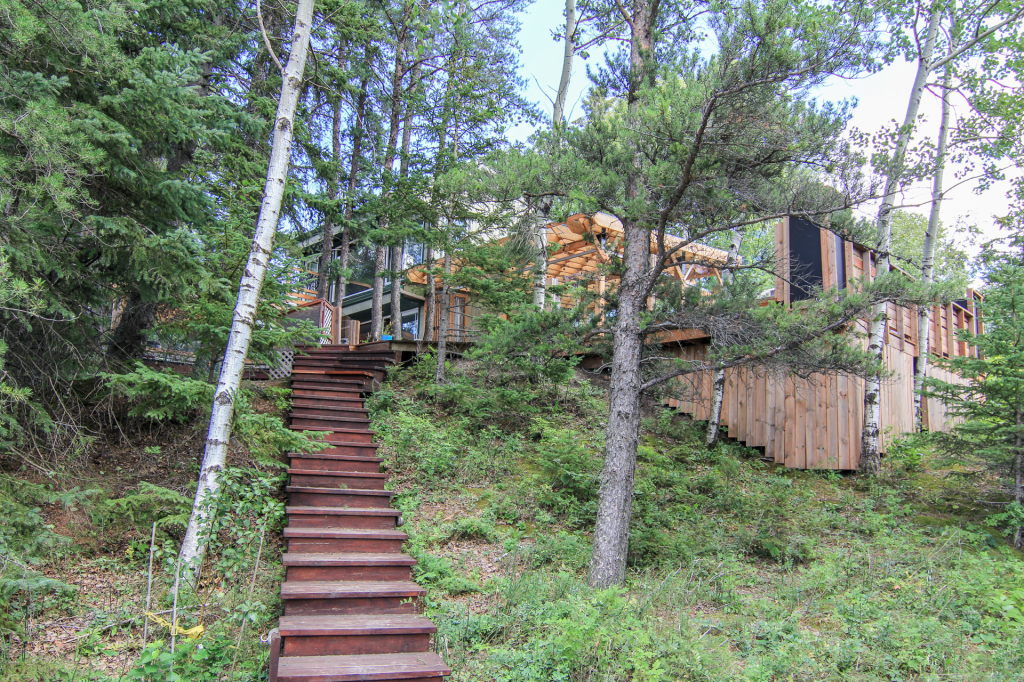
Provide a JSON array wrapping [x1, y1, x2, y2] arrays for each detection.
[[293, 442, 380, 456], [286, 507, 398, 530], [287, 487, 395, 509], [290, 428, 374, 444], [283, 552, 415, 581], [293, 356, 397, 366], [291, 386, 364, 397], [276, 652, 450, 682], [289, 454, 383, 473], [279, 615, 435, 657], [290, 380, 365, 392], [281, 580, 424, 616], [291, 415, 373, 430], [284, 528, 407, 553], [291, 402, 369, 415], [288, 469, 388, 490]]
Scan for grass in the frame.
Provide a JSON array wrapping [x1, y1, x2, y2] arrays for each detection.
[[2, 357, 1024, 681], [369, 360, 1024, 681]]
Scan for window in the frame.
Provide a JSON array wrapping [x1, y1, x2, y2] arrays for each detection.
[[452, 295, 467, 342], [401, 309, 419, 338]]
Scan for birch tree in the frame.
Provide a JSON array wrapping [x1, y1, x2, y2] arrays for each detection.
[[914, 67, 952, 431], [859, 0, 1024, 474], [705, 229, 742, 446], [179, 0, 314, 571]]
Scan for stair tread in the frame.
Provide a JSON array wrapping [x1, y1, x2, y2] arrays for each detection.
[[289, 469, 387, 478], [279, 615, 435, 636], [291, 415, 372, 423], [276, 652, 449, 681], [291, 404, 369, 413], [289, 427, 375, 433], [281, 580, 425, 599], [283, 552, 416, 566], [287, 486, 395, 496], [284, 528, 407, 539], [287, 507, 399, 516], [289, 453, 382, 462]]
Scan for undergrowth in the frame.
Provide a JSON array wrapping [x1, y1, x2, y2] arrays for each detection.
[[368, 356, 1024, 681]]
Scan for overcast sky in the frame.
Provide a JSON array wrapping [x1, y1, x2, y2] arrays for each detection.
[[510, 2, 1017, 251]]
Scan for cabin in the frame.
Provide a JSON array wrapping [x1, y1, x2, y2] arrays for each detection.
[[662, 216, 979, 470], [290, 212, 977, 470]]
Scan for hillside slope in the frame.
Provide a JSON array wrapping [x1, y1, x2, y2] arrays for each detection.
[[369, 359, 1024, 681]]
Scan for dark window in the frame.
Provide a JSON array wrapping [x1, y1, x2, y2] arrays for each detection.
[[835, 234, 846, 290], [789, 217, 824, 302]]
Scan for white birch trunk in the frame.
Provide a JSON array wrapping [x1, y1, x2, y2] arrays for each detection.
[[861, 4, 941, 474], [533, 216, 547, 309], [705, 229, 742, 446], [179, 0, 314, 570], [914, 67, 951, 432], [553, 0, 576, 124]]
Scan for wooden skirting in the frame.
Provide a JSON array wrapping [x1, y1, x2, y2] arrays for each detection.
[[665, 342, 959, 471]]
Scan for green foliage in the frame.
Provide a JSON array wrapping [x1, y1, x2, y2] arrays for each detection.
[[103, 365, 215, 422], [925, 237, 1024, 545], [126, 637, 234, 681], [198, 467, 286, 583], [99, 482, 191, 532]]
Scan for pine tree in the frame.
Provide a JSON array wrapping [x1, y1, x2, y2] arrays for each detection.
[[925, 237, 1024, 548]]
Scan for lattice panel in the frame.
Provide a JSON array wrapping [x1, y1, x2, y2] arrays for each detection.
[[268, 349, 294, 380], [321, 304, 333, 331]]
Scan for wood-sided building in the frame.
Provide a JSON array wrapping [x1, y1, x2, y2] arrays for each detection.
[[663, 216, 980, 470], [294, 211, 977, 470]]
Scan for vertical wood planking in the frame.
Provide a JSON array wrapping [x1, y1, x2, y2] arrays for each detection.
[[784, 376, 797, 468], [837, 374, 850, 470], [765, 372, 777, 460]]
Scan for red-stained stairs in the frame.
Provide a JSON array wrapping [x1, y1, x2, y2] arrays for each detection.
[[269, 343, 450, 682]]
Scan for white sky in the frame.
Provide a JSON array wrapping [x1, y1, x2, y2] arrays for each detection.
[[511, 2, 1018, 251]]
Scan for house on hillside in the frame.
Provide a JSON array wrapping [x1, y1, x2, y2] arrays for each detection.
[[294, 212, 980, 471]]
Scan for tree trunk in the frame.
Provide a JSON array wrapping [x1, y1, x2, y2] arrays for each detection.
[[434, 251, 452, 384], [589, 216, 648, 588], [860, 4, 941, 475], [705, 230, 742, 445], [107, 292, 158, 362], [370, 245, 388, 340], [333, 70, 370, 308], [914, 67, 951, 432], [316, 96, 343, 299], [421, 246, 435, 345], [533, 212, 548, 309], [179, 0, 314, 571], [1015, 409, 1023, 549], [588, 0, 655, 589], [370, 6, 411, 339], [553, 0, 576, 124]]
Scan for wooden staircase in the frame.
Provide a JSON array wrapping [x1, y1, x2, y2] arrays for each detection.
[[271, 343, 450, 682]]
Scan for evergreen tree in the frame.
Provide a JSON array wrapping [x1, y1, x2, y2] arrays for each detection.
[[925, 236, 1024, 548]]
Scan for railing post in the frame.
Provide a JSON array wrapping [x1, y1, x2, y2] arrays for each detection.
[[267, 627, 281, 682]]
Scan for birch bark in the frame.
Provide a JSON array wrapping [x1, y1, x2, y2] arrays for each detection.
[[706, 229, 742, 446], [179, 0, 314, 570], [553, 0, 576, 125], [914, 67, 951, 432], [860, 4, 941, 475]]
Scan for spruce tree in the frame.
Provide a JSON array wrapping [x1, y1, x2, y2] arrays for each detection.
[[925, 237, 1024, 548]]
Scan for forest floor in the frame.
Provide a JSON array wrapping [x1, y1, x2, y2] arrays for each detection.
[[1, 360, 1023, 681]]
